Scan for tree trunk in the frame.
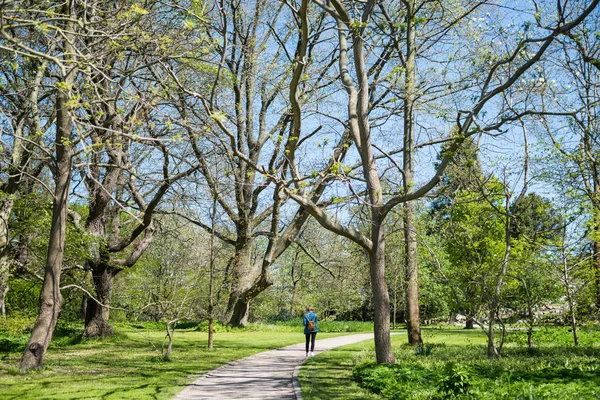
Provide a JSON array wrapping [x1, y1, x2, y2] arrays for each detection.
[[0, 282, 8, 317], [527, 327, 534, 349], [225, 238, 274, 326], [290, 281, 298, 317], [0, 254, 10, 317], [224, 239, 253, 325], [80, 295, 87, 321], [594, 238, 600, 309], [0, 196, 14, 318], [569, 299, 580, 346], [19, 63, 73, 370], [84, 263, 119, 337], [465, 316, 474, 329], [565, 281, 579, 346], [402, 0, 422, 346], [392, 288, 397, 330], [370, 228, 395, 364], [404, 202, 422, 344], [227, 294, 250, 326], [486, 309, 499, 358]]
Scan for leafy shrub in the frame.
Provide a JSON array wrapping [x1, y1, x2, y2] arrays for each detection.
[[0, 313, 36, 335], [0, 335, 28, 352], [437, 362, 472, 398], [414, 343, 436, 356]]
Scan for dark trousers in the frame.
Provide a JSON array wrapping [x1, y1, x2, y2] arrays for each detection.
[[305, 332, 317, 353]]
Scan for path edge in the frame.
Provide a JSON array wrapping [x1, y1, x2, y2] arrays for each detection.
[[292, 332, 404, 400], [292, 360, 306, 400]]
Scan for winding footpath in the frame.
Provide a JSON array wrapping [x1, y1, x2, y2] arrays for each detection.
[[174, 333, 400, 400]]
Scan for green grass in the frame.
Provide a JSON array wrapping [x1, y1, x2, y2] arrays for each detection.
[[0, 322, 355, 399], [299, 339, 383, 399], [300, 326, 600, 399]]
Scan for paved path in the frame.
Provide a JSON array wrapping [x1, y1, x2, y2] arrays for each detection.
[[174, 333, 387, 400]]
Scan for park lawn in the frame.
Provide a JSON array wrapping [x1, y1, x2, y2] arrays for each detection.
[[0, 324, 350, 400], [300, 326, 600, 399]]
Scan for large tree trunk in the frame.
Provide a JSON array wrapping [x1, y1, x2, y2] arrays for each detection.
[[224, 241, 254, 325], [402, 0, 422, 346], [369, 227, 395, 364], [84, 262, 120, 337], [225, 236, 274, 326], [19, 63, 73, 370], [404, 202, 422, 344], [465, 316, 475, 329], [0, 196, 14, 317], [226, 273, 273, 326]]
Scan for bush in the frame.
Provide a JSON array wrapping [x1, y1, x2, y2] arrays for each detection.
[[352, 362, 405, 399], [437, 362, 472, 398], [0, 313, 36, 335], [414, 343, 438, 357]]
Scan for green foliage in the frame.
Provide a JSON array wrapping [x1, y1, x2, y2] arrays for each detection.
[[4, 279, 40, 316], [414, 343, 436, 357], [353, 363, 404, 398], [510, 193, 562, 243], [437, 361, 472, 397], [0, 313, 36, 335]]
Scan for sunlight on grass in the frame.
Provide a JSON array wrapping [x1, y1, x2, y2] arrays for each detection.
[[0, 324, 347, 399], [300, 326, 600, 400]]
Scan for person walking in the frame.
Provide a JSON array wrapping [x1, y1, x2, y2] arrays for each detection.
[[303, 307, 318, 357]]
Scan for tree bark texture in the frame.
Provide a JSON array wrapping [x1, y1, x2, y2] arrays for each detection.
[[84, 262, 120, 337], [19, 58, 73, 370], [369, 227, 395, 364], [594, 237, 600, 309], [404, 202, 421, 344], [0, 192, 16, 319], [402, 0, 422, 346]]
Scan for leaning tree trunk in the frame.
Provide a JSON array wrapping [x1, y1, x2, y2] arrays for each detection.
[[19, 68, 73, 370], [84, 262, 120, 337], [226, 272, 273, 326]]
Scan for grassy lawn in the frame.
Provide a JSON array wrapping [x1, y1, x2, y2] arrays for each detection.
[[0, 322, 355, 400], [299, 339, 383, 400], [300, 326, 600, 399]]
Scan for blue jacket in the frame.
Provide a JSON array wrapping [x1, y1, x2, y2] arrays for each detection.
[[303, 311, 318, 334]]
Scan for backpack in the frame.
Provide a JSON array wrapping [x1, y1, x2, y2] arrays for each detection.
[[307, 314, 316, 331]]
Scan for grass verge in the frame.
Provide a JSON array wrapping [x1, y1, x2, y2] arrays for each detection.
[[300, 326, 600, 399]]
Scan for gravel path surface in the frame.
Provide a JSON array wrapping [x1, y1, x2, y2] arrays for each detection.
[[174, 333, 386, 400]]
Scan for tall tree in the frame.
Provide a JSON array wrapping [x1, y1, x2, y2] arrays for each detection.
[[279, 0, 599, 362], [164, 0, 351, 325], [4, 0, 78, 371], [535, 6, 600, 308]]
